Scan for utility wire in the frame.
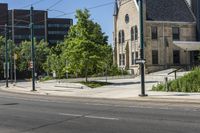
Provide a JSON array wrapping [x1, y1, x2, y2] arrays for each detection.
[[46, 0, 63, 11], [0, 0, 45, 22], [41, 1, 115, 24], [88, 1, 114, 10], [47, 9, 66, 15], [55, 1, 114, 18], [1, 1, 115, 35], [20, 0, 46, 9]]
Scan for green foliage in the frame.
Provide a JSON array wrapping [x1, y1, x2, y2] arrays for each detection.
[[35, 41, 50, 74], [39, 76, 53, 82], [152, 84, 165, 91], [152, 67, 200, 92], [0, 9, 119, 80], [44, 42, 66, 79], [62, 9, 112, 82], [107, 65, 129, 76], [0, 36, 5, 77], [80, 81, 112, 88], [0, 37, 14, 78], [15, 40, 50, 75]]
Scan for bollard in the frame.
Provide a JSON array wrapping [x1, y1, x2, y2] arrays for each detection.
[[175, 71, 177, 79], [165, 76, 169, 92]]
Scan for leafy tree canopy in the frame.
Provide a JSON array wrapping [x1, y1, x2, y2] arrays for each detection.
[[62, 9, 112, 82]]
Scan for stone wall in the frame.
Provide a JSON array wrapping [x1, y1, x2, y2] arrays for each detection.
[[144, 22, 196, 72], [115, 0, 140, 73]]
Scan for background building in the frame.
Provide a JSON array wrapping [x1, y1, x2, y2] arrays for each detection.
[[191, 0, 200, 41], [113, 0, 200, 74], [8, 9, 47, 44], [48, 18, 73, 45], [0, 3, 8, 35], [0, 3, 73, 45]]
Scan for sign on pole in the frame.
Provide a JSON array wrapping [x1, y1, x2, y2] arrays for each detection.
[[29, 61, 33, 69], [135, 59, 146, 64]]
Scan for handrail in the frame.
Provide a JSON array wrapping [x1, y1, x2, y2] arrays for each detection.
[[167, 68, 182, 79]]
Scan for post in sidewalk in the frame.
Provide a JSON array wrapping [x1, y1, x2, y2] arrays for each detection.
[[12, 9, 17, 85], [5, 24, 9, 88], [30, 6, 36, 91], [14, 53, 17, 85], [10, 41, 13, 84], [139, 0, 147, 96]]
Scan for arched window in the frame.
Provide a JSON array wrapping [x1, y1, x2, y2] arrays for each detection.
[[118, 31, 121, 44], [135, 26, 138, 40], [122, 30, 125, 43], [131, 27, 134, 41]]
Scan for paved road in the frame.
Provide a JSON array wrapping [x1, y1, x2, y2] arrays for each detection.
[[0, 91, 200, 133]]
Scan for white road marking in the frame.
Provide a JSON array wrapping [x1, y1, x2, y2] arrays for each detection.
[[128, 105, 154, 109], [58, 113, 82, 117], [59, 113, 119, 121], [85, 103, 111, 106], [85, 115, 119, 120]]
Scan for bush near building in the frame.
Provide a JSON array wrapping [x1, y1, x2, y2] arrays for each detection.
[[152, 67, 200, 92]]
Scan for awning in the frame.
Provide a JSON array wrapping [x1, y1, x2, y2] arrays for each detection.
[[173, 41, 200, 51]]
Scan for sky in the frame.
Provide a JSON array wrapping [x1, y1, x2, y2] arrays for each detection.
[[1, 0, 115, 44]]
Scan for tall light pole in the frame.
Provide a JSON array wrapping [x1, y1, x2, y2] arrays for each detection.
[[138, 0, 147, 96], [10, 40, 13, 83], [5, 24, 9, 88], [12, 9, 17, 85], [30, 6, 36, 91]]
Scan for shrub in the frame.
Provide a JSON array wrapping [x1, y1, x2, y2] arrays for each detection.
[[39, 76, 53, 82], [152, 67, 200, 92]]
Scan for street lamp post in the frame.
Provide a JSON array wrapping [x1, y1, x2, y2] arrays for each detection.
[[30, 6, 36, 91], [5, 24, 9, 88], [138, 0, 147, 96]]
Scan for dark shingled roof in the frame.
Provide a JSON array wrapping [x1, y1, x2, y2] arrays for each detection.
[[146, 0, 195, 22]]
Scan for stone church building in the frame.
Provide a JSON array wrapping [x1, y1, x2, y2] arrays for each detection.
[[113, 0, 200, 74]]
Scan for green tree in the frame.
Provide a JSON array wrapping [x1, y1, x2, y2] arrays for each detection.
[[44, 42, 66, 79], [62, 9, 112, 82], [15, 40, 50, 76], [35, 41, 50, 74], [0, 37, 14, 79], [0, 36, 5, 78], [15, 41, 31, 72]]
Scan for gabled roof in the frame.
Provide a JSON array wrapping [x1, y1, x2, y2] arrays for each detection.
[[146, 0, 195, 22]]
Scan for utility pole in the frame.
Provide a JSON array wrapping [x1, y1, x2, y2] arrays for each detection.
[[10, 40, 13, 83], [30, 6, 36, 91], [12, 9, 17, 84], [5, 24, 9, 88], [14, 53, 17, 85], [44, 11, 48, 43], [139, 0, 147, 96]]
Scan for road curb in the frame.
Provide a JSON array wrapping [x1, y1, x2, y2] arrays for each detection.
[[1, 87, 200, 105], [125, 97, 200, 104]]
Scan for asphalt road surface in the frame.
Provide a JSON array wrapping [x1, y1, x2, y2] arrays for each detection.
[[0, 91, 200, 133]]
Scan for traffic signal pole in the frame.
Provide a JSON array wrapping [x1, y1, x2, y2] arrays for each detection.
[[5, 24, 9, 88], [139, 0, 147, 97], [30, 6, 36, 91]]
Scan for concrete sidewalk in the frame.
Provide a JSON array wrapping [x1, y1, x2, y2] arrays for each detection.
[[0, 69, 200, 103]]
